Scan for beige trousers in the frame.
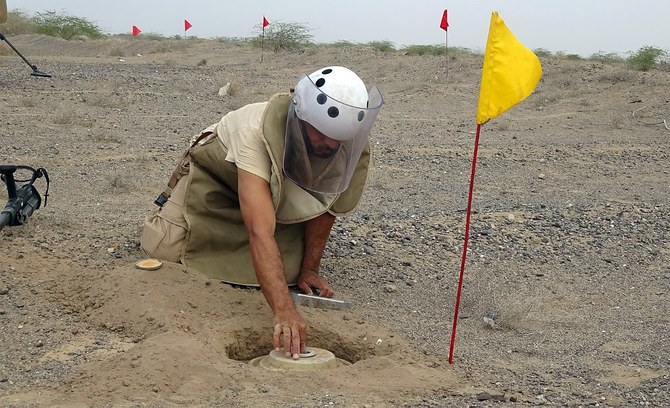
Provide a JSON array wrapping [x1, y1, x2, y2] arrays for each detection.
[[140, 177, 188, 262]]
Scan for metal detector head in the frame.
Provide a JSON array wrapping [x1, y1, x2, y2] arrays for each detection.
[[30, 66, 52, 78]]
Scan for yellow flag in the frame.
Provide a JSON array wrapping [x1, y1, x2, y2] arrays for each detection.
[[476, 12, 542, 125]]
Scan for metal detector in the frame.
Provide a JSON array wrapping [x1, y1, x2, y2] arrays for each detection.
[[0, 165, 50, 231], [0, 32, 51, 77]]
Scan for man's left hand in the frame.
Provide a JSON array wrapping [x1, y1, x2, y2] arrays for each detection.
[[298, 270, 334, 298]]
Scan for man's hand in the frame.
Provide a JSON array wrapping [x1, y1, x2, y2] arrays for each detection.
[[298, 269, 334, 298], [273, 308, 307, 359]]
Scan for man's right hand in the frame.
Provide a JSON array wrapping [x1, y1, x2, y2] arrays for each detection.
[[273, 308, 307, 359]]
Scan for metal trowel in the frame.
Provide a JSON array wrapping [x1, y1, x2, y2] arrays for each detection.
[[290, 291, 352, 310]]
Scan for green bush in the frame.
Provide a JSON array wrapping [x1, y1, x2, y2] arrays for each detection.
[[588, 51, 624, 63], [367, 40, 395, 53], [31, 10, 103, 40], [627, 45, 666, 71], [253, 21, 312, 52], [401, 44, 444, 56], [328, 40, 356, 48]]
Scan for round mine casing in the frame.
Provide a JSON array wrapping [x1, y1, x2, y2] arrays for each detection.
[[249, 347, 349, 370]]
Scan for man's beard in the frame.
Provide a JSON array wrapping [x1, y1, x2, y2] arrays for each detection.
[[300, 121, 338, 158]]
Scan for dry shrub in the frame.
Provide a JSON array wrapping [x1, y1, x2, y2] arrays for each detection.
[[462, 278, 538, 331], [107, 47, 126, 57], [82, 81, 133, 108], [51, 109, 94, 127], [108, 174, 130, 192], [611, 110, 630, 129], [226, 81, 242, 96], [52, 110, 78, 125], [216, 79, 242, 96], [20, 98, 37, 107], [88, 93, 129, 109], [0, 10, 35, 35], [532, 91, 560, 109], [495, 120, 511, 132], [0, 45, 11, 56], [598, 70, 633, 84], [148, 43, 173, 54], [148, 40, 188, 54]]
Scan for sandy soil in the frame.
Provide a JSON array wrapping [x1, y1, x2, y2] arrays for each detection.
[[1, 35, 669, 407]]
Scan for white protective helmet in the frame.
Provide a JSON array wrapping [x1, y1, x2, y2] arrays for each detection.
[[283, 66, 384, 194]]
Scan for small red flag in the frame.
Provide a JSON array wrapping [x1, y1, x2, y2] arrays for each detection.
[[440, 9, 449, 31], [132, 25, 141, 36], [262, 16, 270, 28], [184, 19, 192, 32]]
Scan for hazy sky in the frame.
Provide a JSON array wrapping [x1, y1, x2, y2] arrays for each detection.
[[9, 0, 670, 56]]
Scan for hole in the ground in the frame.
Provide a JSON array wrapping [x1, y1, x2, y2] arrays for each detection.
[[226, 327, 381, 364]]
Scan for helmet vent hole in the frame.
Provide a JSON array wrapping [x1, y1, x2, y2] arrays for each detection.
[[357, 111, 365, 121], [315, 78, 326, 87], [316, 94, 327, 105], [327, 107, 340, 118], [322, 68, 333, 74]]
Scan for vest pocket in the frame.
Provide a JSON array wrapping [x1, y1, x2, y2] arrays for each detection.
[[140, 212, 186, 262], [140, 176, 190, 261]]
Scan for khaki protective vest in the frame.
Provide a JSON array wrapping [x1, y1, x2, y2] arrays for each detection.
[[180, 93, 370, 285]]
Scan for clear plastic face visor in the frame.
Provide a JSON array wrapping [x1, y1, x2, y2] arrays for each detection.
[[283, 82, 383, 194]]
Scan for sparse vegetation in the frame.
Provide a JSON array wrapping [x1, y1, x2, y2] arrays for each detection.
[[587, 51, 624, 63], [106, 47, 125, 57], [367, 40, 395, 53], [226, 81, 242, 96], [401, 44, 444, 56], [533, 48, 553, 58], [252, 21, 313, 52], [213, 37, 254, 47], [0, 7, 666, 72], [141, 32, 168, 41], [598, 70, 633, 84], [31, 10, 104, 40], [0, 10, 34, 35], [328, 40, 356, 48], [627, 45, 667, 71]]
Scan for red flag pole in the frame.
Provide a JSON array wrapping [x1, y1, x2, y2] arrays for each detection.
[[448, 123, 481, 364], [261, 16, 269, 62], [440, 9, 449, 79], [445, 29, 449, 79]]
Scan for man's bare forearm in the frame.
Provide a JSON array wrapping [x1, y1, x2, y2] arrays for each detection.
[[301, 212, 336, 272], [248, 232, 296, 314]]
